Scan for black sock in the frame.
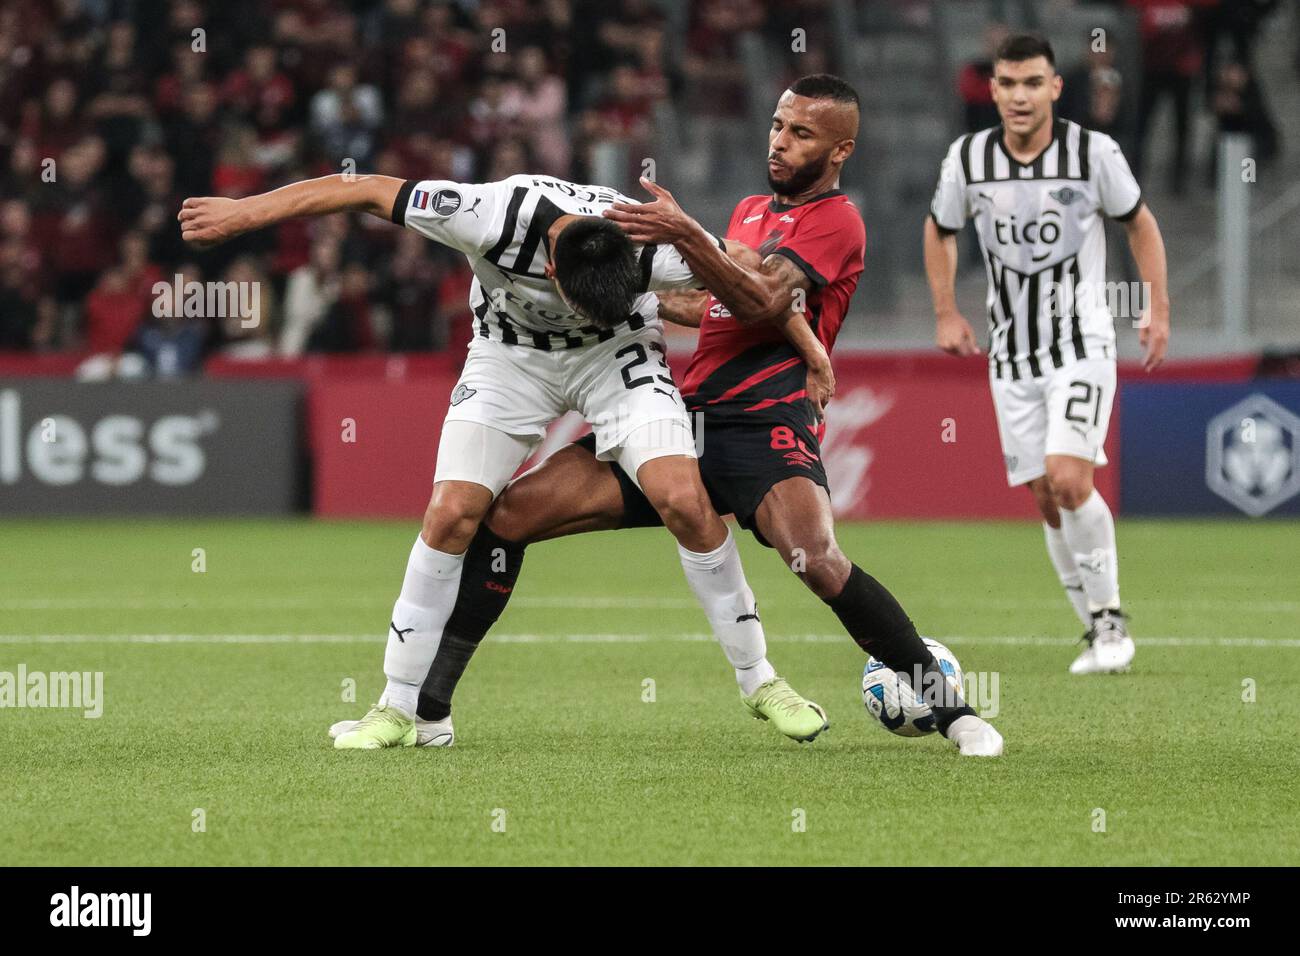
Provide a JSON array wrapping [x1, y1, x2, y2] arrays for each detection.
[[416, 525, 526, 721], [824, 564, 975, 734]]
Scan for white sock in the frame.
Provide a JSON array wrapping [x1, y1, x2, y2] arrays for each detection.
[[379, 535, 466, 716], [1058, 490, 1121, 613], [1043, 523, 1092, 627], [677, 529, 775, 696]]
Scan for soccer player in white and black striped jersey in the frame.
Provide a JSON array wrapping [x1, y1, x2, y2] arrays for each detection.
[[923, 34, 1171, 674], [180, 173, 832, 747]]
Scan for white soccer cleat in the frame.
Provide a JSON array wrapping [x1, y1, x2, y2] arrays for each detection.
[[1068, 642, 1098, 674], [1070, 610, 1134, 675], [328, 714, 455, 747], [945, 714, 1004, 757], [1093, 633, 1135, 672]]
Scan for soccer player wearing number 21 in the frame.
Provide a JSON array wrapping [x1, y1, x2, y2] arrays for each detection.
[[179, 171, 830, 748], [924, 34, 1171, 674]]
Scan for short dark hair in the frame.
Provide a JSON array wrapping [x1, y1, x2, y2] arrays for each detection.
[[994, 33, 1056, 69], [789, 73, 860, 110], [552, 218, 640, 329]]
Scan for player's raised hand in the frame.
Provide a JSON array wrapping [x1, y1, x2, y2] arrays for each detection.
[[935, 310, 981, 357], [178, 196, 248, 249], [1139, 310, 1169, 372], [603, 176, 693, 245]]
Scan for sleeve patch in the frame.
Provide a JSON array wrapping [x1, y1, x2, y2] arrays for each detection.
[[417, 188, 463, 217]]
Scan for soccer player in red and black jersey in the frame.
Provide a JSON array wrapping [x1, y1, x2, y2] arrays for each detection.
[[404, 75, 1002, 757]]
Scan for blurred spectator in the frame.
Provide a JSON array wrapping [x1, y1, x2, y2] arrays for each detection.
[[1060, 41, 1130, 147], [516, 46, 570, 175], [310, 262, 379, 352], [25, 77, 83, 162], [485, 137, 533, 181], [957, 23, 1010, 132], [126, 261, 209, 378], [581, 61, 658, 181], [164, 81, 223, 197], [310, 62, 384, 168], [39, 136, 116, 314], [280, 237, 341, 356], [0, 210, 54, 349], [84, 265, 148, 356], [85, 21, 151, 159], [2, 140, 47, 206], [1129, 0, 1203, 195], [154, 40, 208, 118], [118, 230, 163, 302], [1208, 60, 1280, 180], [383, 229, 444, 351], [212, 125, 269, 199], [682, 0, 763, 118], [223, 45, 295, 126], [1200, 0, 1281, 80], [214, 256, 279, 359]]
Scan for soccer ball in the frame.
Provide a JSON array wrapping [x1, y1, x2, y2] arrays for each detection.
[[861, 638, 964, 737]]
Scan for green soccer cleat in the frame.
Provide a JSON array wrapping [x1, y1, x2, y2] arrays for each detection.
[[742, 677, 829, 743], [333, 704, 417, 750]]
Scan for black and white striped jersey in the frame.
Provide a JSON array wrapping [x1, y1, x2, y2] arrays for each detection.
[[930, 119, 1144, 380], [391, 174, 700, 349]]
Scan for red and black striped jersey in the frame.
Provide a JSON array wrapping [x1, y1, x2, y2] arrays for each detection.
[[680, 189, 865, 410]]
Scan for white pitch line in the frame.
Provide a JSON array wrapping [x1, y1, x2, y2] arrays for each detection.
[[0, 634, 1296, 648], [2, 595, 1295, 614], [0, 596, 705, 611]]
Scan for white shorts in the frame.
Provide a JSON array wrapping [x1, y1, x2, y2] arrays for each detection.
[[990, 357, 1116, 486], [433, 327, 696, 495]]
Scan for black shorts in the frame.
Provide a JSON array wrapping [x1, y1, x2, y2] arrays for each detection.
[[575, 401, 830, 548]]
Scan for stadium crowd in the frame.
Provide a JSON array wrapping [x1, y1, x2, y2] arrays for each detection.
[[0, 0, 800, 371], [1, 0, 1292, 372]]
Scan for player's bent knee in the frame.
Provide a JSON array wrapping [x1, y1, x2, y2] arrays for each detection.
[[1045, 465, 1093, 511], [422, 482, 493, 551], [652, 483, 714, 535], [1054, 483, 1092, 511]]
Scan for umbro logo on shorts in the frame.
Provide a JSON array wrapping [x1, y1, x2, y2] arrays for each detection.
[[450, 384, 477, 406], [1004, 454, 1018, 472]]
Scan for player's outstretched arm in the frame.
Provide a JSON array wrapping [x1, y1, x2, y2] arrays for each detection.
[[178, 174, 404, 249], [656, 290, 708, 328], [1123, 205, 1171, 372], [774, 309, 835, 420], [923, 216, 980, 357], [718, 234, 834, 414], [605, 177, 802, 325]]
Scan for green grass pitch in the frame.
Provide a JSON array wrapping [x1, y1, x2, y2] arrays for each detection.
[[1, 517, 1297, 866]]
